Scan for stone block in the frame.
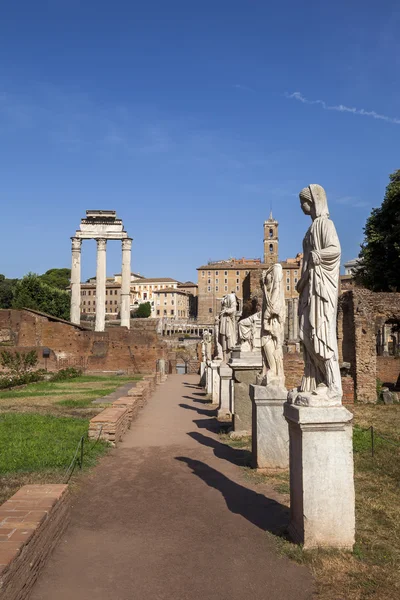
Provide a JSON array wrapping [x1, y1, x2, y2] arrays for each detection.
[[89, 406, 130, 446], [284, 403, 355, 549], [250, 384, 289, 469], [211, 360, 222, 405], [218, 364, 233, 420], [230, 356, 262, 434]]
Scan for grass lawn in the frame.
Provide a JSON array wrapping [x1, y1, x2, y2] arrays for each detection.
[[221, 404, 400, 600], [0, 374, 141, 504]]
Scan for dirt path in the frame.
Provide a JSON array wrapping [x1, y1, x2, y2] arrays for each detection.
[[30, 374, 313, 600]]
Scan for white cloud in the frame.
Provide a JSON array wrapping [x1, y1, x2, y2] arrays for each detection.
[[286, 91, 400, 125]]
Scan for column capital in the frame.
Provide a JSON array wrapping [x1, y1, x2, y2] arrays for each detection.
[[122, 237, 133, 251], [96, 238, 107, 251], [71, 237, 82, 251]]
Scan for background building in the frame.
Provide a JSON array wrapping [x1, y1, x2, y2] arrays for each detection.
[[153, 288, 190, 319], [196, 214, 302, 325]]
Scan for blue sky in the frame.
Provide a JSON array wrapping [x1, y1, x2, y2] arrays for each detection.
[[1, 0, 399, 283]]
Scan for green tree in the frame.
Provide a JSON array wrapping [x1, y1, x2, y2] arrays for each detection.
[[357, 170, 400, 291], [134, 302, 152, 318], [0, 275, 18, 308], [39, 268, 71, 290], [12, 273, 70, 320]]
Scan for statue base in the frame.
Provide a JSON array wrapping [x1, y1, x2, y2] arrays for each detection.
[[287, 385, 342, 408], [250, 383, 289, 469], [284, 402, 355, 549]]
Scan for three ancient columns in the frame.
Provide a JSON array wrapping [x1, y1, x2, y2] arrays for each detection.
[[70, 210, 132, 332]]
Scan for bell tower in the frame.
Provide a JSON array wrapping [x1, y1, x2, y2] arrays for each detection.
[[263, 211, 279, 265]]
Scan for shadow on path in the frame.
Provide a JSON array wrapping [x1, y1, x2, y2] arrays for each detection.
[[187, 431, 251, 466], [181, 395, 212, 405], [192, 417, 222, 433], [179, 403, 216, 417], [176, 457, 289, 536]]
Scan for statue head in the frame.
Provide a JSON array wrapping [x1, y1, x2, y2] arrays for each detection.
[[299, 184, 329, 220]]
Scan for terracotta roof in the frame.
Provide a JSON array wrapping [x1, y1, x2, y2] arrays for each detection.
[[154, 288, 189, 295], [178, 281, 197, 287], [133, 277, 178, 283]]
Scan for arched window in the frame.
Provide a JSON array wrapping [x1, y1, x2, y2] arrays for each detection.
[[269, 244, 273, 253], [269, 228, 273, 238]]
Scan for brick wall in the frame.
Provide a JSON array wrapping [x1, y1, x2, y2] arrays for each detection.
[[377, 356, 400, 389], [339, 289, 400, 402], [0, 309, 166, 374]]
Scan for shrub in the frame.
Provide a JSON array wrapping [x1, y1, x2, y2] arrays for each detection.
[[50, 367, 83, 382], [0, 370, 45, 390], [0, 349, 38, 376]]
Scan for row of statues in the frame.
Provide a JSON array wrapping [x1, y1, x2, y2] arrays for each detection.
[[203, 183, 342, 406]]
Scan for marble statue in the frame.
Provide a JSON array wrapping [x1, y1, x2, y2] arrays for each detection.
[[203, 330, 212, 362], [259, 264, 286, 387], [213, 316, 223, 360], [218, 292, 237, 362], [238, 311, 262, 353], [288, 184, 342, 406]]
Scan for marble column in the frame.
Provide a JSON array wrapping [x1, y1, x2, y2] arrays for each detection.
[[120, 238, 132, 328], [293, 298, 299, 340], [70, 237, 82, 325], [95, 238, 107, 332]]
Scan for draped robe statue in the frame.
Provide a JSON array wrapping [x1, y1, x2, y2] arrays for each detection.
[[214, 316, 223, 360], [289, 184, 342, 406], [260, 264, 286, 387], [238, 311, 261, 353], [218, 292, 237, 362], [202, 330, 212, 362]]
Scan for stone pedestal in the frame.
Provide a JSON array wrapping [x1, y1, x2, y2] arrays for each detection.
[[284, 403, 355, 549], [229, 354, 262, 434], [199, 362, 206, 387], [211, 360, 222, 405], [206, 361, 213, 396], [218, 365, 233, 420], [250, 384, 289, 469]]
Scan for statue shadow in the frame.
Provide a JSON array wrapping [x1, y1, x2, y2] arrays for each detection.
[[175, 457, 289, 536], [187, 431, 251, 467], [192, 417, 222, 433], [183, 382, 200, 388], [178, 403, 216, 417], [181, 395, 212, 405]]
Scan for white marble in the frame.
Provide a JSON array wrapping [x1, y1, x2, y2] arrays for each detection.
[[120, 238, 132, 328], [284, 403, 355, 549], [199, 361, 207, 387], [206, 362, 213, 396], [260, 264, 286, 387], [211, 360, 222, 405], [70, 237, 82, 325], [291, 184, 342, 406], [250, 384, 289, 469], [218, 364, 233, 420], [218, 292, 237, 362], [95, 238, 107, 332], [238, 311, 262, 353]]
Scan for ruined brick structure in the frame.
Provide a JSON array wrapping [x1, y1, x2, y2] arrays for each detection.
[[338, 289, 400, 402], [0, 309, 166, 374]]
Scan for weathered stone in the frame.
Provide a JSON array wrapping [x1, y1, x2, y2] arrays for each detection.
[[250, 384, 289, 469], [230, 356, 262, 434], [284, 403, 355, 549], [217, 364, 233, 419]]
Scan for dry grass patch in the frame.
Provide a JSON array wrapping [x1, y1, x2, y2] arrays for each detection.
[[221, 406, 400, 599]]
